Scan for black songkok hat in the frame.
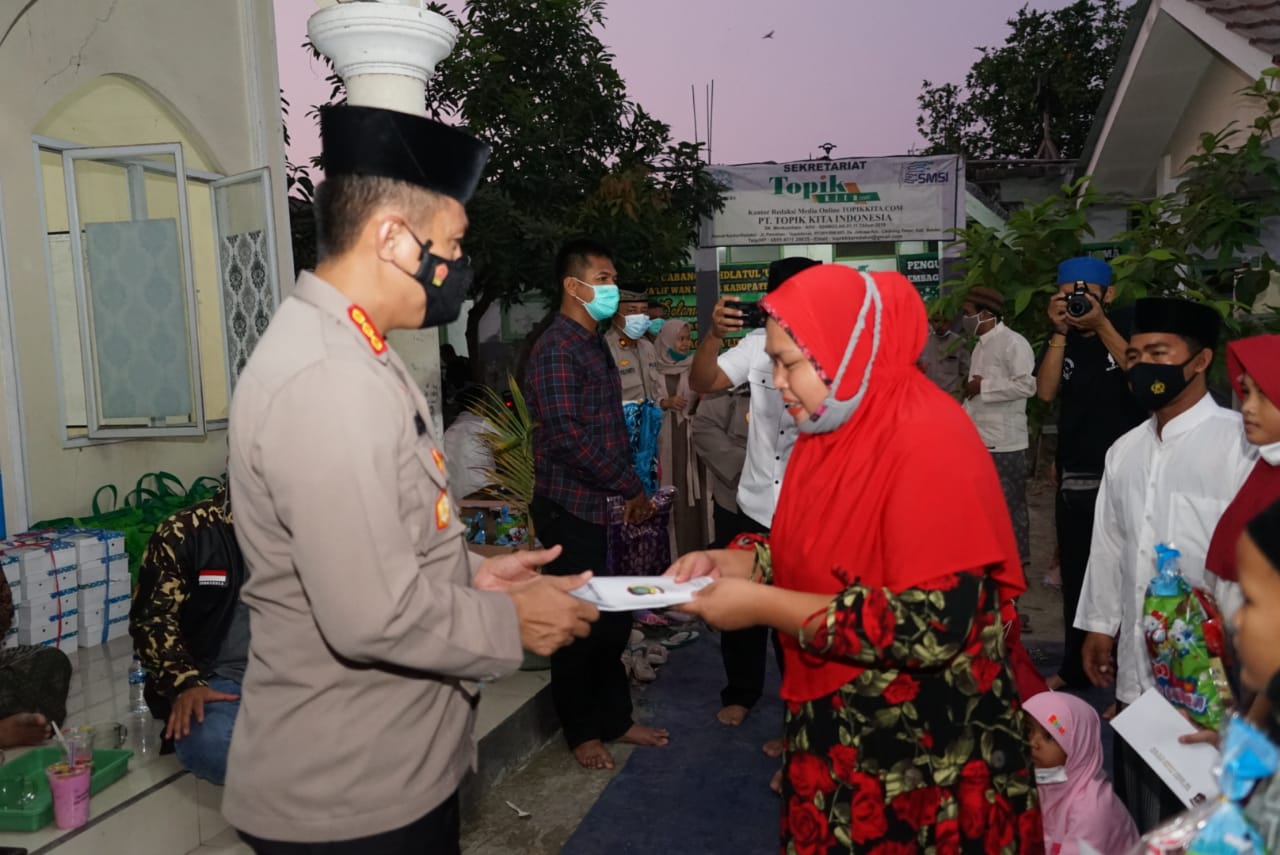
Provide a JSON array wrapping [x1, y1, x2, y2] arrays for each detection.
[[767, 257, 821, 293], [1246, 498, 1280, 574], [320, 104, 489, 204], [1131, 297, 1222, 349]]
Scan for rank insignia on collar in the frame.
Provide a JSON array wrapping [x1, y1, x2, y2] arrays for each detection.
[[347, 305, 387, 355], [435, 491, 451, 530], [430, 448, 446, 472]]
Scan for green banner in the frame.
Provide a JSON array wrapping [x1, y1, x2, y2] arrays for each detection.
[[650, 264, 771, 347], [898, 253, 941, 302]]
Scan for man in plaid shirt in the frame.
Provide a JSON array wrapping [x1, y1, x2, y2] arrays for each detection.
[[525, 238, 669, 770]]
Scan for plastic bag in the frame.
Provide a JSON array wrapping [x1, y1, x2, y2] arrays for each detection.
[[622, 400, 664, 496], [605, 487, 676, 577], [1143, 543, 1234, 729], [1127, 716, 1279, 854]]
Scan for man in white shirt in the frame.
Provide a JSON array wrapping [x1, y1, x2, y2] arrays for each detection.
[[690, 256, 819, 727], [961, 286, 1037, 566], [1075, 297, 1255, 831], [442, 386, 496, 501]]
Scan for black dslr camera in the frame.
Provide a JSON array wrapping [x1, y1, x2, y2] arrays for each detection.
[[1065, 282, 1094, 318]]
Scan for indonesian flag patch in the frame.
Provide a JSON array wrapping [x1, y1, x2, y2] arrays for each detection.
[[198, 569, 229, 587]]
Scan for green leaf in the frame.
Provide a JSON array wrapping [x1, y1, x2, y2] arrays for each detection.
[[1013, 287, 1035, 316]]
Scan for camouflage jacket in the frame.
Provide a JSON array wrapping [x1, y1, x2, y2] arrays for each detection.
[[129, 485, 245, 702]]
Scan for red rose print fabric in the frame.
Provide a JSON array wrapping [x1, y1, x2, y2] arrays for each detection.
[[776, 571, 1043, 854]]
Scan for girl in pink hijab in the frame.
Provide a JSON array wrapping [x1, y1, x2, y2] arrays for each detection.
[[1024, 691, 1139, 855]]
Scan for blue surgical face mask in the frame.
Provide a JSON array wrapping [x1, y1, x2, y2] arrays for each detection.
[[622, 313, 650, 340], [668, 348, 691, 362], [572, 278, 620, 322], [648, 318, 666, 336]]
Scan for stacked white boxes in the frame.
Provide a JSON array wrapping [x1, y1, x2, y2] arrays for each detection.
[[69, 530, 130, 647], [9, 539, 79, 651], [0, 528, 130, 651]]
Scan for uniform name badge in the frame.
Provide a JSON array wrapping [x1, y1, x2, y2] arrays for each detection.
[[435, 491, 451, 530]]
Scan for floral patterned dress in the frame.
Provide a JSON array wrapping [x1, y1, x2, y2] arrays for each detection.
[[763, 547, 1043, 855]]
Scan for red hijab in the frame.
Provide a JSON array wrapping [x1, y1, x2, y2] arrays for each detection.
[[1206, 335, 1280, 582], [762, 267, 1027, 702]]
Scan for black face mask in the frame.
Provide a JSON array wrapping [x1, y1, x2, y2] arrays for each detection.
[[1126, 353, 1199, 412], [404, 231, 472, 329]]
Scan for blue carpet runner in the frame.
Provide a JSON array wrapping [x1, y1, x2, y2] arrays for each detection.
[[563, 629, 1114, 854], [562, 630, 782, 855]]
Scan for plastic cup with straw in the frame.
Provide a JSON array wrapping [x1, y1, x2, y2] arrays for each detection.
[[46, 721, 94, 829]]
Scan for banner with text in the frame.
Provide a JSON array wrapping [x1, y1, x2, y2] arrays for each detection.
[[703, 155, 963, 247], [651, 263, 770, 346], [897, 253, 941, 302]]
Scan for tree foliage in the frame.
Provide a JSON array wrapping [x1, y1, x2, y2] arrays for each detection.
[[935, 71, 1280, 395], [916, 0, 1132, 159], [284, 0, 723, 358]]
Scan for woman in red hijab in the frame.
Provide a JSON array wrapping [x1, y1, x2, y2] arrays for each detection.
[[1206, 334, 1280, 584], [671, 266, 1041, 853], [1200, 335, 1280, 734]]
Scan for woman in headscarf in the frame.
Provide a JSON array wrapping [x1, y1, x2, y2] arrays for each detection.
[[670, 266, 1041, 852], [1023, 691, 1138, 855], [654, 319, 704, 556], [1202, 334, 1280, 734], [1206, 334, 1280, 585]]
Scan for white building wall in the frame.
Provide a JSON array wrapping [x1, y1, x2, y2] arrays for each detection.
[[0, 0, 290, 527]]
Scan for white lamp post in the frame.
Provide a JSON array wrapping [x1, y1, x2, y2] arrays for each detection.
[[307, 0, 459, 432]]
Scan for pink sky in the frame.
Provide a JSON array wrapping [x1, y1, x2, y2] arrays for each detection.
[[274, 0, 1079, 172]]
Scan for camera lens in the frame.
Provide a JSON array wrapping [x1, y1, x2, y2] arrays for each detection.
[[1066, 294, 1091, 318]]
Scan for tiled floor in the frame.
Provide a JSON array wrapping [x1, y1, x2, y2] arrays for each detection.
[[64, 634, 141, 726]]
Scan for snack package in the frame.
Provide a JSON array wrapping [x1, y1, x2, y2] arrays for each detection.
[[1143, 543, 1235, 729], [1127, 716, 1278, 854]]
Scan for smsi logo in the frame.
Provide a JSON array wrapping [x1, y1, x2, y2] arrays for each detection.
[[901, 160, 951, 185], [770, 174, 880, 204]]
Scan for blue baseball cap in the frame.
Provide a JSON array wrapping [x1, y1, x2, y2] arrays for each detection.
[[1057, 256, 1113, 288]]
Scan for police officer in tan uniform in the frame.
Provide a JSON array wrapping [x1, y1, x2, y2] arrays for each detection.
[[223, 105, 598, 855], [606, 286, 670, 407]]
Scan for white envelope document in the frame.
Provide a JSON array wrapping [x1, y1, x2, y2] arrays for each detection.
[[569, 576, 713, 612], [1110, 687, 1221, 808]]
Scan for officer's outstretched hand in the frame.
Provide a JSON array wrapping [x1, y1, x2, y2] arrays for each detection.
[[474, 545, 563, 592], [508, 572, 599, 656]]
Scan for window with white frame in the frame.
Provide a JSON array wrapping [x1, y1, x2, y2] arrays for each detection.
[[37, 139, 280, 442]]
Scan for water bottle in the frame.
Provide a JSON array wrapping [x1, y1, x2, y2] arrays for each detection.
[[127, 657, 148, 714]]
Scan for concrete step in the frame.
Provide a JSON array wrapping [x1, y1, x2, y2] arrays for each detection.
[[0, 667, 556, 854]]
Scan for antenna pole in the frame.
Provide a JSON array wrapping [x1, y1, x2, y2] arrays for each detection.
[[708, 79, 715, 165], [691, 84, 700, 149]]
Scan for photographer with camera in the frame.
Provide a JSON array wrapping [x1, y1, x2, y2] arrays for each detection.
[[1036, 256, 1146, 691]]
